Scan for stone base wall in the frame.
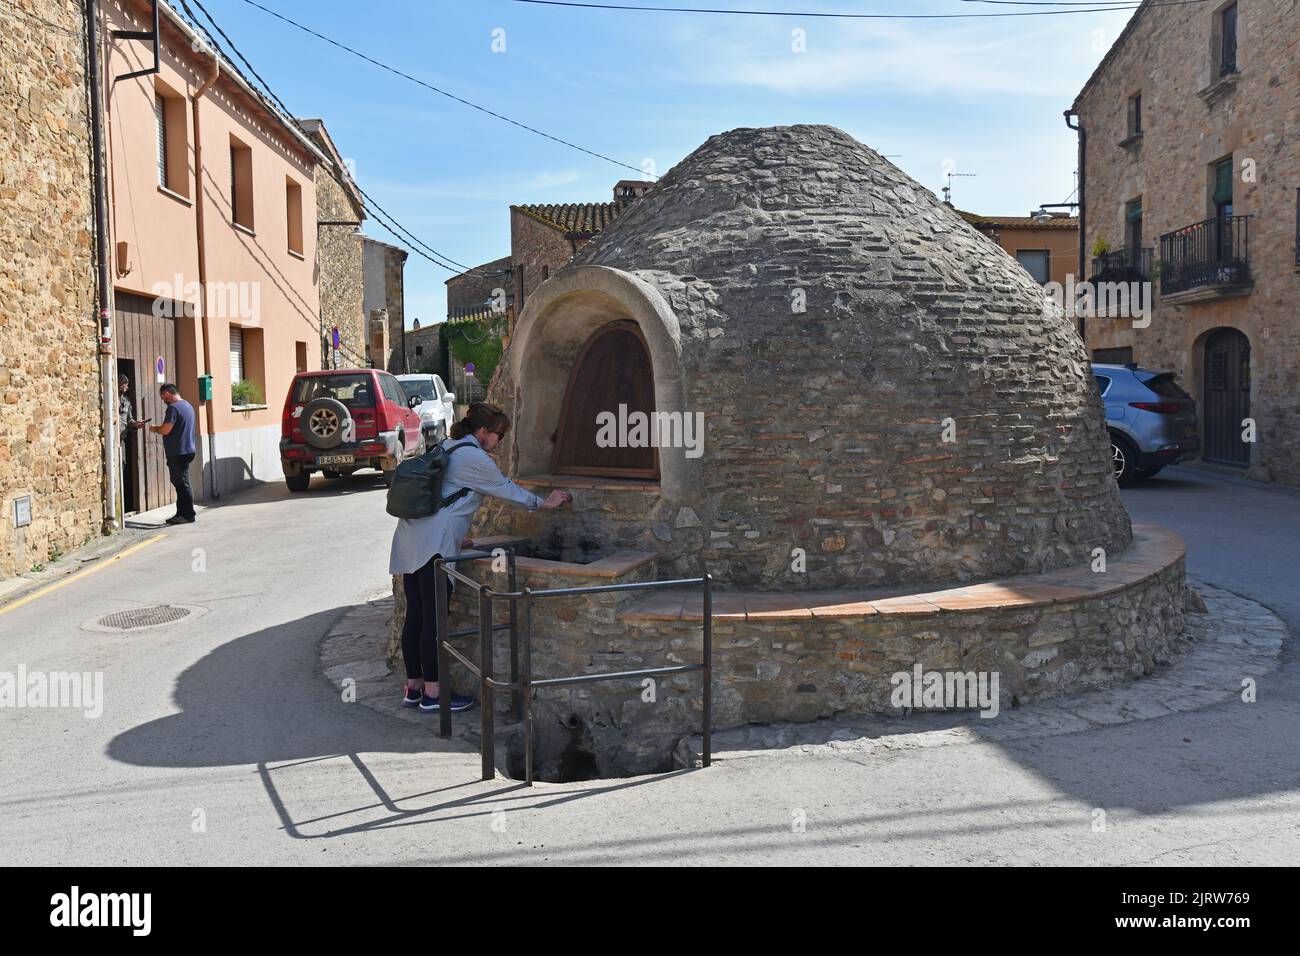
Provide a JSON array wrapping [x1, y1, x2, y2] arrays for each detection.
[[0, 0, 102, 579], [395, 529, 1187, 779]]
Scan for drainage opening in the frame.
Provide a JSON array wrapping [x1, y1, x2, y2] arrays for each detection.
[[96, 605, 191, 630], [501, 711, 677, 783]]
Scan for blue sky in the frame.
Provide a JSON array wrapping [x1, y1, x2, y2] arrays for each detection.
[[196, 0, 1140, 327]]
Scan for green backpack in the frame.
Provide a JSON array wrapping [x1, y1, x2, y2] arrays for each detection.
[[385, 441, 475, 519]]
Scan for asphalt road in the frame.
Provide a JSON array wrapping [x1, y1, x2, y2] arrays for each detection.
[[0, 464, 1296, 866]]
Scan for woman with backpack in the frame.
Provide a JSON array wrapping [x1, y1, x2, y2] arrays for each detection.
[[389, 402, 571, 713]]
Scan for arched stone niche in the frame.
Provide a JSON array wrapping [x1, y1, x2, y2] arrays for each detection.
[[508, 265, 701, 505]]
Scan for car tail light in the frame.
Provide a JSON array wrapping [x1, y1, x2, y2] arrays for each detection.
[[282, 403, 304, 440], [1129, 401, 1182, 414], [358, 442, 385, 455]]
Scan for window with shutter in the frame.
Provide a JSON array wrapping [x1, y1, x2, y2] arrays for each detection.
[[155, 95, 167, 188], [1015, 249, 1051, 285], [229, 327, 245, 386]]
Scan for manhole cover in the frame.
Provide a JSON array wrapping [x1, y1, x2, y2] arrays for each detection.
[[96, 605, 192, 630]]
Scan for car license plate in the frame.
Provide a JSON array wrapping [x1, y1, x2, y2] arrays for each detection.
[[316, 454, 355, 465]]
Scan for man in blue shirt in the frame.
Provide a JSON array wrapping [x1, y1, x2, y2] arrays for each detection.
[[148, 383, 198, 525]]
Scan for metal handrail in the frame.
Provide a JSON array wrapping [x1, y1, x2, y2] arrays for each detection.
[[431, 544, 713, 785]]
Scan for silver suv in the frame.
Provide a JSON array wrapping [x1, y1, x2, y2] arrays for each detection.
[[1092, 363, 1200, 485]]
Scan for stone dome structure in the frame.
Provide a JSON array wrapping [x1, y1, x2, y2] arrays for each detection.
[[483, 124, 1132, 591]]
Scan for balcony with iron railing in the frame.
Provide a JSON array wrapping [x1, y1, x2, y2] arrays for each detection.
[[1158, 215, 1252, 302], [1090, 246, 1153, 284]]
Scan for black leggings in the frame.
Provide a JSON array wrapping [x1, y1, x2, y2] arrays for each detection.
[[400, 554, 454, 683]]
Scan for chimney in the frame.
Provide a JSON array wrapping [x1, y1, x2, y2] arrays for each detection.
[[614, 180, 649, 201]]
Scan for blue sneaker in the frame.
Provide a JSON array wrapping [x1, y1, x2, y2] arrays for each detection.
[[402, 685, 422, 707], [418, 693, 475, 713]]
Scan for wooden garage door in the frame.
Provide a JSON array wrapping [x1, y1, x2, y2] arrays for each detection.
[[115, 292, 180, 512]]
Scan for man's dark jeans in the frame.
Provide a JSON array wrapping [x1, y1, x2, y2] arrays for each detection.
[[166, 453, 196, 520]]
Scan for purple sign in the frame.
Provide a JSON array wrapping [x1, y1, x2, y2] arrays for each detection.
[[332, 327, 341, 349], [465, 362, 476, 375], [155, 356, 165, 383]]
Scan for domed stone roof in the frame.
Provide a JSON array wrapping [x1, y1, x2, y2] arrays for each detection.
[[490, 124, 1132, 590]]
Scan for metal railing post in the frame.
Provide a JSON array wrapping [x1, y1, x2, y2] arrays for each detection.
[[479, 587, 495, 781], [435, 560, 452, 739], [508, 549, 521, 720], [702, 572, 712, 769], [522, 587, 534, 787]]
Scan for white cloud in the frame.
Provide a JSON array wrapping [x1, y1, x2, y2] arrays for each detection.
[[678, 11, 1136, 100]]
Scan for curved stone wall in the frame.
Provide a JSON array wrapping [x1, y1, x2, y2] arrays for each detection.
[[440, 524, 1186, 778]]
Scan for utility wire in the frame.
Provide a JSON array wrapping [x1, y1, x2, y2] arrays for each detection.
[[236, 0, 649, 178], [508, 0, 1210, 17], [182, 0, 501, 279]]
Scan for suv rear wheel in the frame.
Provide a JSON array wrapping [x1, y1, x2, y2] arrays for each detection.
[[286, 470, 311, 493]]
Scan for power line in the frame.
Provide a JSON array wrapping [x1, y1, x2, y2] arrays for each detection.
[[508, 0, 1211, 17], [181, 0, 500, 279], [235, 0, 649, 178]]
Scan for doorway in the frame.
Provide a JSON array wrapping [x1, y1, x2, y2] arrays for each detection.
[[116, 358, 139, 514], [1202, 327, 1250, 466], [552, 320, 659, 479], [115, 292, 180, 512]]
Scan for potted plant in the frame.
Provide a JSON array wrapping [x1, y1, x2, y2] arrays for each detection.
[[231, 379, 262, 407], [1091, 237, 1111, 258]]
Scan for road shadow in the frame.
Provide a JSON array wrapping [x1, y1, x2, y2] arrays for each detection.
[[105, 603, 687, 840], [106, 606, 444, 768]]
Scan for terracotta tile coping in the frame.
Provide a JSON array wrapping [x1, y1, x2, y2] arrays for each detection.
[[462, 541, 658, 579], [619, 523, 1184, 622], [516, 474, 661, 492]]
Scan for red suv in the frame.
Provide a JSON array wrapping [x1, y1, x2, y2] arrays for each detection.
[[280, 369, 424, 492]]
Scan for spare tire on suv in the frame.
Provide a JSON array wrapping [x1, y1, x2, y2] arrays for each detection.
[[300, 397, 351, 450]]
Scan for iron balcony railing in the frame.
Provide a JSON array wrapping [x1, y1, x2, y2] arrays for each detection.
[[1089, 246, 1153, 284], [431, 545, 714, 785], [1158, 215, 1251, 296]]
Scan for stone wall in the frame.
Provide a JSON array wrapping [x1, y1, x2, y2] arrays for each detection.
[[446, 255, 511, 314], [509, 209, 581, 316], [404, 324, 442, 375], [384, 246, 407, 372], [315, 171, 366, 368], [418, 527, 1186, 779], [1076, 1, 1300, 485], [0, 0, 102, 578]]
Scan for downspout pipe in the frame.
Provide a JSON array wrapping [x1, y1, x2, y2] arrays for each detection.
[[85, 0, 118, 533], [1065, 108, 1087, 341], [192, 44, 221, 499]]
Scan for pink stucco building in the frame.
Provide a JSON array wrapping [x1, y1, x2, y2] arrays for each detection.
[[103, 0, 328, 508]]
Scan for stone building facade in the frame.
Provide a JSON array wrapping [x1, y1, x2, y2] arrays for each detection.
[[301, 119, 366, 369], [1072, 0, 1300, 485], [362, 236, 407, 372], [403, 322, 442, 375], [0, 0, 101, 578], [509, 200, 632, 320]]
